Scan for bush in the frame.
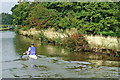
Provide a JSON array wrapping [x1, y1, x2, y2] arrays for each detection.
[[55, 38, 61, 45], [25, 4, 56, 30], [12, 2, 120, 37], [38, 33, 48, 42], [99, 31, 120, 37], [21, 26, 29, 31], [14, 26, 20, 34], [63, 33, 89, 52], [33, 34, 39, 40]]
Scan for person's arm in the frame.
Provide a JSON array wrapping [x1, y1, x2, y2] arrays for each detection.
[[27, 47, 30, 55], [24, 47, 30, 54]]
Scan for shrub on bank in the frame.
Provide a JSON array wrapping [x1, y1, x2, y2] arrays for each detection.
[[55, 37, 62, 45], [36, 31, 89, 52], [21, 26, 30, 31], [38, 33, 48, 42], [33, 34, 39, 40], [18, 28, 120, 57], [62, 33, 89, 52], [14, 26, 20, 34]]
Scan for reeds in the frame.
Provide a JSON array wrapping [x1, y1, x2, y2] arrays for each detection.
[[85, 35, 119, 51]]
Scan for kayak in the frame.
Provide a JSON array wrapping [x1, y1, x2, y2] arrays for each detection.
[[21, 52, 37, 59], [29, 55, 37, 59]]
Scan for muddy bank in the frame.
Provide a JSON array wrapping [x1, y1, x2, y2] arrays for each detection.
[[18, 28, 120, 56]]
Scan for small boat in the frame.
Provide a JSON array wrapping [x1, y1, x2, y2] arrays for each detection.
[[29, 55, 37, 59], [21, 53, 37, 59]]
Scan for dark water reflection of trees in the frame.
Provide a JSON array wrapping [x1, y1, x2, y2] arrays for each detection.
[[14, 35, 119, 67]]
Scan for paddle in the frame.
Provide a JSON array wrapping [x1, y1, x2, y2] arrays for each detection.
[[19, 52, 27, 59]]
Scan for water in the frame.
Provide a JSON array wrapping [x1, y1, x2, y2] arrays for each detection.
[[1, 31, 119, 78]]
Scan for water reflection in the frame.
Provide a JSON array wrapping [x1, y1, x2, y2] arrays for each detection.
[[14, 35, 68, 56], [14, 33, 119, 67]]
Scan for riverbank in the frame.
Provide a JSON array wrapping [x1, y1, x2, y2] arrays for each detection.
[[0, 25, 14, 31], [0, 28, 10, 31], [18, 28, 120, 57]]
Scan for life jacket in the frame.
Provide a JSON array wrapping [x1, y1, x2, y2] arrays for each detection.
[[30, 46, 35, 55]]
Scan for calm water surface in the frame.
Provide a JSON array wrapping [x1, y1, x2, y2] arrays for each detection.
[[1, 31, 119, 78]]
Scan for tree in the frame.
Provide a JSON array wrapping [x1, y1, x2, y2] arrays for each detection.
[[1, 13, 13, 25], [11, 2, 120, 36], [25, 3, 56, 29], [11, 2, 31, 25]]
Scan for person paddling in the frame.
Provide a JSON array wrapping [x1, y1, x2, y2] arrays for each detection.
[[24, 43, 37, 59]]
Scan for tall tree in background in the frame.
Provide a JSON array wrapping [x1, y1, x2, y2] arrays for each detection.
[[1, 13, 13, 25], [25, 3, 56, 29]]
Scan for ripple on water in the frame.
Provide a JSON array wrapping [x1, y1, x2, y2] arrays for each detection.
[[70, 61, 91, 65], [37, 55, 46, 58], [33, 73, 62, 78]]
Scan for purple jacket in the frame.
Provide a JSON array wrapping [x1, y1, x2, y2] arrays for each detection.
[[30, 47, 35, 55]]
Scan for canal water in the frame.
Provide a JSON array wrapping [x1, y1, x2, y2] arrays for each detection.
[[1, 31, 119, 78]]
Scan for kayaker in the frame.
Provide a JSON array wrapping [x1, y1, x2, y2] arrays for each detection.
[[24, 43, 37, 59]]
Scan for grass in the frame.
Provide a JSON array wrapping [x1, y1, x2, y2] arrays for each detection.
[[85, 35, 119, 50]]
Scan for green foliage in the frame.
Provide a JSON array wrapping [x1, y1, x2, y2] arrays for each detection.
[[15, 26, 20, 34], [106, 49, 110, 55], [12, 2, 120, 37], [38, 33, 48, 42], [1, 13, 13, 25], [55, 38, 61, 45], [99, 31, 120, 37], [21, 26, 29, 31], [11, 2, 31, 25], [0, 25, 8, 28], [40, 2, 120, 36], [25, 3, 56, 29], [63, 33, 88, 51]]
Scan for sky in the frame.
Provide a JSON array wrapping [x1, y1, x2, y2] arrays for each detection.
[[0, 0, 35, 14], [0, 0, 19, 14]]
